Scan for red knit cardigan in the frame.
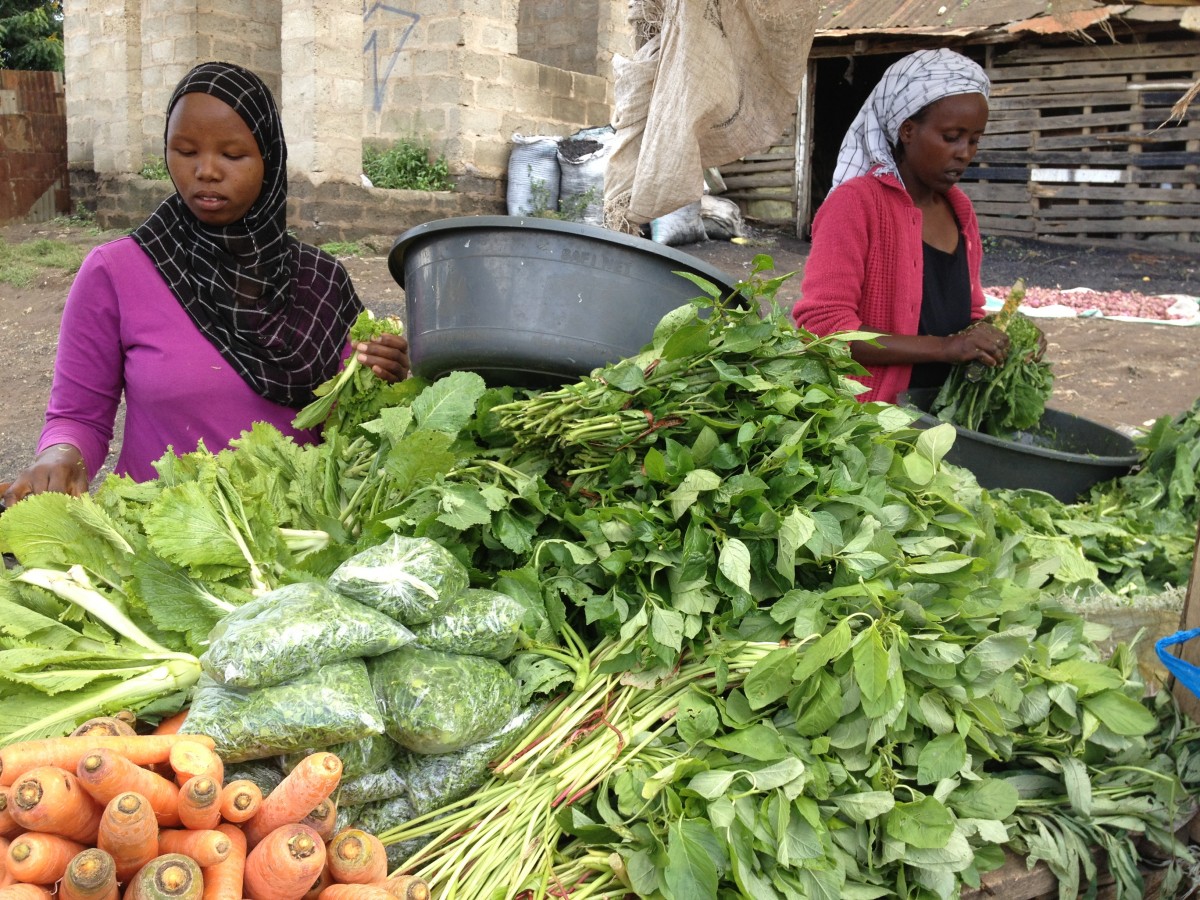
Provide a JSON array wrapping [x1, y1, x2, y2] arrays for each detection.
[[791, 169, 986, 404]]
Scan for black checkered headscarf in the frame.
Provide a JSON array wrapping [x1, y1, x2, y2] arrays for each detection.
[[132, 61, 362, 407]]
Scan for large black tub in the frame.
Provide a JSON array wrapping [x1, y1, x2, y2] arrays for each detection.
[[897, 387, 1140, 502], [388, 215, 737, 386]]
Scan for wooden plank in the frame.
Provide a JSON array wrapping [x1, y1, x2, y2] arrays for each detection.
[[1170, 523, 1200, 726], [960, 182, 1031, 202], [975, 215, 1037, 234], [1039, 217, 1200, 234], [992, 39, 1200, 67], [987, 51, 1200, 83], [1035, 201, 1200, 219], [1031, 184, 1200, 202], [721, 172, 795, 190], [974, 148, 1199, 166], [985, 109, 1194, 135]]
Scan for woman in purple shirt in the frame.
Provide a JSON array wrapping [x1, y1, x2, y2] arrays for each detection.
[[1, 62, 407, 504]]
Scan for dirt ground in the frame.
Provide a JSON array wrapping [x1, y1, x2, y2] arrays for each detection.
[[1, 220, 1198, 487]]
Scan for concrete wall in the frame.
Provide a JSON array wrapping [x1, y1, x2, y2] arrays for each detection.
[[61, 0, 632, 240], [0, 70, 70, 224]]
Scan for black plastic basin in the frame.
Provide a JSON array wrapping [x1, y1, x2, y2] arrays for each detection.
[[897, 387, 1140, 502], [388, 215, 737, 386]]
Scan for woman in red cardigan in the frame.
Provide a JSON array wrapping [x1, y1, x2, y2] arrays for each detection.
[[792, 49, 1012, 404]]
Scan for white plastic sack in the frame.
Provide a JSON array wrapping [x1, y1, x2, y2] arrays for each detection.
[[558, 125, 617, 227], [507, 133, 561, 216]]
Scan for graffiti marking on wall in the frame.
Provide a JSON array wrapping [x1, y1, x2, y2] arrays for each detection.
[[364, 3, 419, 111]]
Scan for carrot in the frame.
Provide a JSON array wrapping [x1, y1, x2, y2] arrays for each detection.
[[0, 837, 9, 886], [0, 736, 215, 788], [0, 788, 21, 839], [75, 749, 180, 827], [157, 828, 230, 868], [8, 766, 103, 843], [216, 780, 261, 824], [58, 848, 119, 900], [242, 824, 326, 900], [380, 877, 428, 900], [70, 718, 137, 739], [380, 877, 429, 900], [167, 742, 222, 789], [200, 824, 246, 900], [300, 862, 332, 900], [124, 854, 203, 900], [317, 886, 395, 900], [298, 799, 336, 843], [176, 777, 220, 832], [242, 754, 342, 848], [150, 712, 189, 737], [5, 832, 87, 884], [96, 791, 159, 883], [325, 831, 386, 886], [0, 884, 54, 900]]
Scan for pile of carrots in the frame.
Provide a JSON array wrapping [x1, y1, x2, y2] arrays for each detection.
[[0, 717, 429, 900]]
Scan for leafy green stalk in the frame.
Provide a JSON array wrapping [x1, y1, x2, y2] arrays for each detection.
[[16, 565, 178, 656], [0, 657, 200, 746]]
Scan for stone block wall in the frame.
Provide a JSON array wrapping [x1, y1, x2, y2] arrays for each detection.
[[0, 70, 70, 224], [518, 0, 601, 76], [61, 0, 631, 231]]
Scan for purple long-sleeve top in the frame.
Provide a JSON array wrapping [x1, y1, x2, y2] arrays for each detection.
[[39, 237, 334, 483]]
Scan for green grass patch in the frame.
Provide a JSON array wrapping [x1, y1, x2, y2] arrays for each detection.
[[0, 237, 88, 287], [363, 140, 453, 191], [140, 157, 170, 180], [319, 241, 368, 258]]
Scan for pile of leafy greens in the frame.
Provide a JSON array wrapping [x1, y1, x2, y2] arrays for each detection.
[[931, 280, 1055, 436], [2, 257, 1198, 900]]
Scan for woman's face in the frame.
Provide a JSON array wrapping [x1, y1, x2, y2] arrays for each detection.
[[166, 92, 265, 226], [897, 93, 989, 195]]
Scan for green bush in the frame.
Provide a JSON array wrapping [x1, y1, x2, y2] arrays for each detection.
[[140, 157, 170, 180], [363, 141, 453, 191]]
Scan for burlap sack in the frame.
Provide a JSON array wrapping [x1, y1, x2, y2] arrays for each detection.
[[604, 0, 819, 232]]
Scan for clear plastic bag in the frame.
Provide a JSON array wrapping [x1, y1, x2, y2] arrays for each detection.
[[328, 535, 469, 625], [200, 581, 415, 688], [281, 733, 399, 782], [182, 660, 385, 762], [411, 588, 526, 660], [369, 647, 519, 755]]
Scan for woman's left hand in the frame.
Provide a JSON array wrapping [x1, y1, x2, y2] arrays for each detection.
[[357, 333, 410, 382]]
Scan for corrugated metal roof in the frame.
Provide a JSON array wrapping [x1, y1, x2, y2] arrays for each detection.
[[816, 0, 1082, 31], [814, 0, 1169, 34]]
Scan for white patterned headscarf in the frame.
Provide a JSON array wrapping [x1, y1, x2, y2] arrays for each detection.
[[831, 49, 990, 190]]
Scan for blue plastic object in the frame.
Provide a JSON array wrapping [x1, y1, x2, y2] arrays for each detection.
[[1156, 628, 1200, 697]]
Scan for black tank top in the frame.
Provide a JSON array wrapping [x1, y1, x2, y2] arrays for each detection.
[[909, 234, 972, 390]]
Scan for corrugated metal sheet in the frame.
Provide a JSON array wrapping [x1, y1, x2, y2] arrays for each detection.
[[818, 0, 1070, 31], [816, 0, 1127, 34]]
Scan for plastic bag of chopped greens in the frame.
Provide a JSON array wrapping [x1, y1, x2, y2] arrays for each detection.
[[222, 759, 285, 795], [328, 534, 469, 625], [200, 581, 415, 689], [346, 794, 429, 868], [182, 660, 385, 762], [369, 647, 519, 754], [411, 588, 527, 659], [398, 703, 542, 815], [281, 733, 399, 782], [337, 766, 408, 807]]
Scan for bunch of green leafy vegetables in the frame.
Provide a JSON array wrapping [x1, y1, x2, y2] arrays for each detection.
[[929, 281, 1053, 437], [1, 255, 1197, 897], [930, 310, 1054, 436], [990, 395, 1200, 597], [359, 261, 1198, 896]]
